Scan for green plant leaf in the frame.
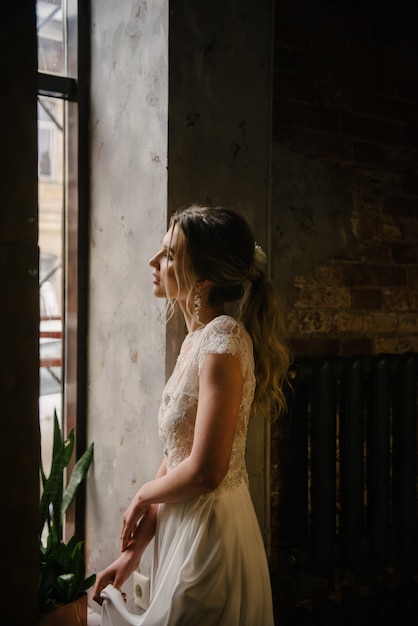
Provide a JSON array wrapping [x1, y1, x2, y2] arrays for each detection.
[[52, 408, 63, 458], [62, 442, 94, 516], [55, 573, 77, 603], [82, 573, 96, 592], [39, 413, 75, 538], [39, 412, 96, 612]]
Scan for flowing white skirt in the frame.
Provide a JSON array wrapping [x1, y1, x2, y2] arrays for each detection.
[[100, 481, 274, 625]]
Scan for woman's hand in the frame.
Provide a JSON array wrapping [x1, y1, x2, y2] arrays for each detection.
[[94, 503, 160, 605], [92, 551, 137, 605], [121, 489, 151, 552]]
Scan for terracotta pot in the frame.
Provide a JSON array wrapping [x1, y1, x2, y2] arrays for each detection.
[[41, 593, 87, 626]]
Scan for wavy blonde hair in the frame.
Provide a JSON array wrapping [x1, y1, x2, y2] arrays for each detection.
[[167, 204, 291, 420]]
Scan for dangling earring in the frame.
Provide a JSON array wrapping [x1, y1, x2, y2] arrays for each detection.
[[194, 285, 201, 321]]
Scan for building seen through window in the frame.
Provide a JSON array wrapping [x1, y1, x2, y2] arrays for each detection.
[[37, 0, 77, 475]]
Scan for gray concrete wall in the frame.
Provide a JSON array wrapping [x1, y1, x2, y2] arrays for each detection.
[[87, 0, 169, 612], [87, 1, 275, 612], [168, 0, 275, 544]]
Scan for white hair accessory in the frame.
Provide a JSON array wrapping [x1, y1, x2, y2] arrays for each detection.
[[254, 243, 267, 264]]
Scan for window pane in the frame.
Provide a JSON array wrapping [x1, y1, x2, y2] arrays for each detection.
[[38, 95, 64, 475], [37, 0, 83, 543], [37, 0, 65, 76]]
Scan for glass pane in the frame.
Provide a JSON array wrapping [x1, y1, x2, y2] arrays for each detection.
[[37, 0, 65, 76], [38, 95, 64, 475]]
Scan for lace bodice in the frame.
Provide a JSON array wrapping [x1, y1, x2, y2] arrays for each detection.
[[158, 315, 256, 491]]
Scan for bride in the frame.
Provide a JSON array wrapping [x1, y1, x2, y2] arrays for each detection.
[[93, 204, 290, 625]]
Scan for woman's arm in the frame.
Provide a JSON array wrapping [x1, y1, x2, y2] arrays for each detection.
[[93, 458, 167, 603], [121, 352, 243, 550], [93, 504, 159, 604]]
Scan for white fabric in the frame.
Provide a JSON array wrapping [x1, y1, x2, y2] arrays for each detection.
[[101, 316, 274, 626]]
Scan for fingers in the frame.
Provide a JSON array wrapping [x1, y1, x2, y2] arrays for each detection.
[[93, 580, 107, 605], [93, 554, 134, 606], [121, 521, 136, 552], [120, 525, 128, 551], [121, 530, 132, 552], [120, 505, 151, 551], [93, 570, 114, 605], [120, 518, 129, 550], [93, 587, 126, 606]]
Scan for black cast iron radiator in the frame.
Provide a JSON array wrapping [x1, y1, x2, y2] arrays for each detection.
[[286, 354, 418, 576]]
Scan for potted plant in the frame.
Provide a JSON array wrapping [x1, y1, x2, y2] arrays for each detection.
[[39, 411, 95, 625]]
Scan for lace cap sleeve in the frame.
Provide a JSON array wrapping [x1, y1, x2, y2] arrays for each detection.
[[197, 315, 253, 377]]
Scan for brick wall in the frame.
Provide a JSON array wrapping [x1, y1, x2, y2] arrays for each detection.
[[272, 0, 418, 359], [270, 0, 418, 574]]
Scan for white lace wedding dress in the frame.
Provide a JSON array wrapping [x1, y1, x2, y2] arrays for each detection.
[[100, 315, 275, 625]]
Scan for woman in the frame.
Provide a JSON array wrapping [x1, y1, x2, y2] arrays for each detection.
[[93, 204, 290, 625]]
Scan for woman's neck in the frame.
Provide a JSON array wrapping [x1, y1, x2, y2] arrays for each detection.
[[182, 302, 226, 333]]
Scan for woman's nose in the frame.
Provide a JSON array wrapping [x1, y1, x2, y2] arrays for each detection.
[[149, 253, 158, 268]]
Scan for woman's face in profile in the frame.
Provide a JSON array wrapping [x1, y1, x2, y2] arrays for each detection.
[[149, 226, 186, 301]]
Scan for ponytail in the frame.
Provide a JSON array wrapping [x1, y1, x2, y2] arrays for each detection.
[[168, 203, 291, 418], [240, 275, 291, 420]]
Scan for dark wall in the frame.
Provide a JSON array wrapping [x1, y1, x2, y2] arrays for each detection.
[[271, 0, 418, 359], [270, 0, 418, 590], [0, 3, 40, 624], [168, 0, 275, 532]]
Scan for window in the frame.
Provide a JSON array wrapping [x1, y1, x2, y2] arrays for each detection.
[[38, 99, 64, 180], [37, 0, 89, 539]]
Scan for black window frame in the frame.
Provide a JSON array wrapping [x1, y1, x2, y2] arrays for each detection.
[[37, 0, 90, 540]]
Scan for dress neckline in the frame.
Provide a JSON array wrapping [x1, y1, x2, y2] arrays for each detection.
[[187, 314, 233, 337]]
